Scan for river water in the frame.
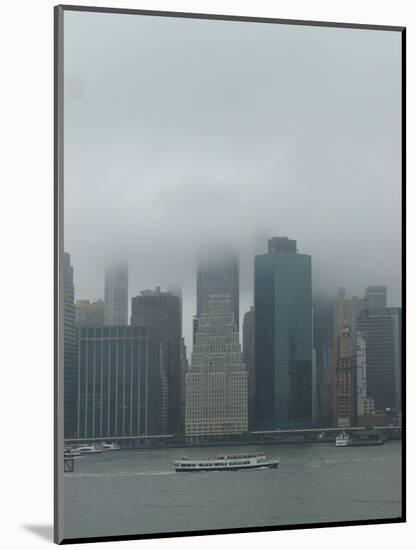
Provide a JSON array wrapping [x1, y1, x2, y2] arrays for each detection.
[[64, 441, 402, 539]]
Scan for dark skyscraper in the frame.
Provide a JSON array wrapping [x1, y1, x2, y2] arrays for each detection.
[[64, 252, 77, 438], [254, 237, 312, 430], [357, 306, 401, 413], [243, 306, 255, 430], [77, 326, 161, 438], [131, 287, 181, 434], [196, 251, 239, 331]]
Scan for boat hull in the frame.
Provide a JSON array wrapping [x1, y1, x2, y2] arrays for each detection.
[[349, 439, 385, 447], [175, 461, 279, 472]]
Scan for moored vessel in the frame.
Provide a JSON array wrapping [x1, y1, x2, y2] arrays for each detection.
[[349, 431, 385, 446], [335, 430, 385, 447], [74, 445, 103, 454], [335, 432, 351, 447], [174, 451, 279, 472], [100, 442, 121, 451], [64, 447, 81, 457]]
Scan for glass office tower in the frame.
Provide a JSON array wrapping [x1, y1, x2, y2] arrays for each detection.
[[254, 237, 312, 430]]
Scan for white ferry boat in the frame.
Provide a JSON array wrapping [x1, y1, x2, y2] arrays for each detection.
[[174, 451, 279, 472], [335, 432, 351, 447]]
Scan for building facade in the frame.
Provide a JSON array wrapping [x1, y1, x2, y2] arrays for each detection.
[[254, 237, 312, 430], [357, 307, 401, 413], [104, 262, 128, 326], [179, 337, 189, 433], [64, 252, 77, 438], [75, 299, 105, 327], [335, 324, 355, 428], [131, 287, 181, 434], [77, 326, 161, 438], [186, 295, 248, 439], [331, 287, 366, 427], [312, 297, 335, 427], [242, 306, 255, 430]]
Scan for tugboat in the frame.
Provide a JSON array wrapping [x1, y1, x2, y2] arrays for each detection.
[[174, 451, 279, 472]]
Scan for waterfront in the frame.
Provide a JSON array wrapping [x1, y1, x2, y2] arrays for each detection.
[[63, 440, 402, 539]]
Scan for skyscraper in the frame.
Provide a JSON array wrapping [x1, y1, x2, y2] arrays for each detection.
[[242, 306, 255, 430], [75, 299, 104, 327], [64, 252, 77, 438], [77, 326, 161, 438], [196, 250, 239, 332], [179, 336, 189, 433], [312, 297, 335, 427], [334, 323, 356, 428], [131, 287, 181, 433], [357, 306, 401, 413], [330, 287, 401, 425], [356, 332, 376, 421], [331, 288, 365, 427], [104, 262, 128, 326], [254, 237, 312, 430], [186, 294, 247, 439]]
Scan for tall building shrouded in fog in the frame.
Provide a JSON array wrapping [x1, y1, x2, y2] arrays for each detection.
[[186, 294, 247, 439], [77, 326, 161, 438], [196, 250, 239, 333], [64, 252, 77, 438], [104, 263, 128, 326], [75, 299, 104, 327], [131, 287, 181, 434], [254, 237, 312, 430]]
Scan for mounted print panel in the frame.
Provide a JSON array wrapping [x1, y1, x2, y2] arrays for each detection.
[[54, 5, 405, 544]]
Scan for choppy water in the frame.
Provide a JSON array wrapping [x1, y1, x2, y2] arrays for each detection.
[[64, 441, 402, 539]]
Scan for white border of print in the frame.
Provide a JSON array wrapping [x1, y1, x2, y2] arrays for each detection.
[[0, 1, 412, 549]]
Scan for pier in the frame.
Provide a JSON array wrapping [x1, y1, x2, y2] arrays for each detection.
[[64, 426, 401, 448]]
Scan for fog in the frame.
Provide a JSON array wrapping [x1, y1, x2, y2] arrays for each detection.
[[63, 11, 402, 350]]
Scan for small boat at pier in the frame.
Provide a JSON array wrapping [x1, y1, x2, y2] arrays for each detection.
[[100, 442, 121, 451], [74, 445, 102, 454], [174, 451, 279, 472], [64, 447, 81, 457]]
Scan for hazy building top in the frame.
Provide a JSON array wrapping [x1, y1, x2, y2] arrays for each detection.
[[364, 285, 387, 310], [140, 286, 175, 297], [268, 236, 297, 253]]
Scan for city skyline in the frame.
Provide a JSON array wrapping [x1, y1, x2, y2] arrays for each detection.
[[65, 239, 402, 440], [67, 243, 402, 355]]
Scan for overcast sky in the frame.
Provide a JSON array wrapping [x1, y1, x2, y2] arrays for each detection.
[[63, 11, 402, 351]]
